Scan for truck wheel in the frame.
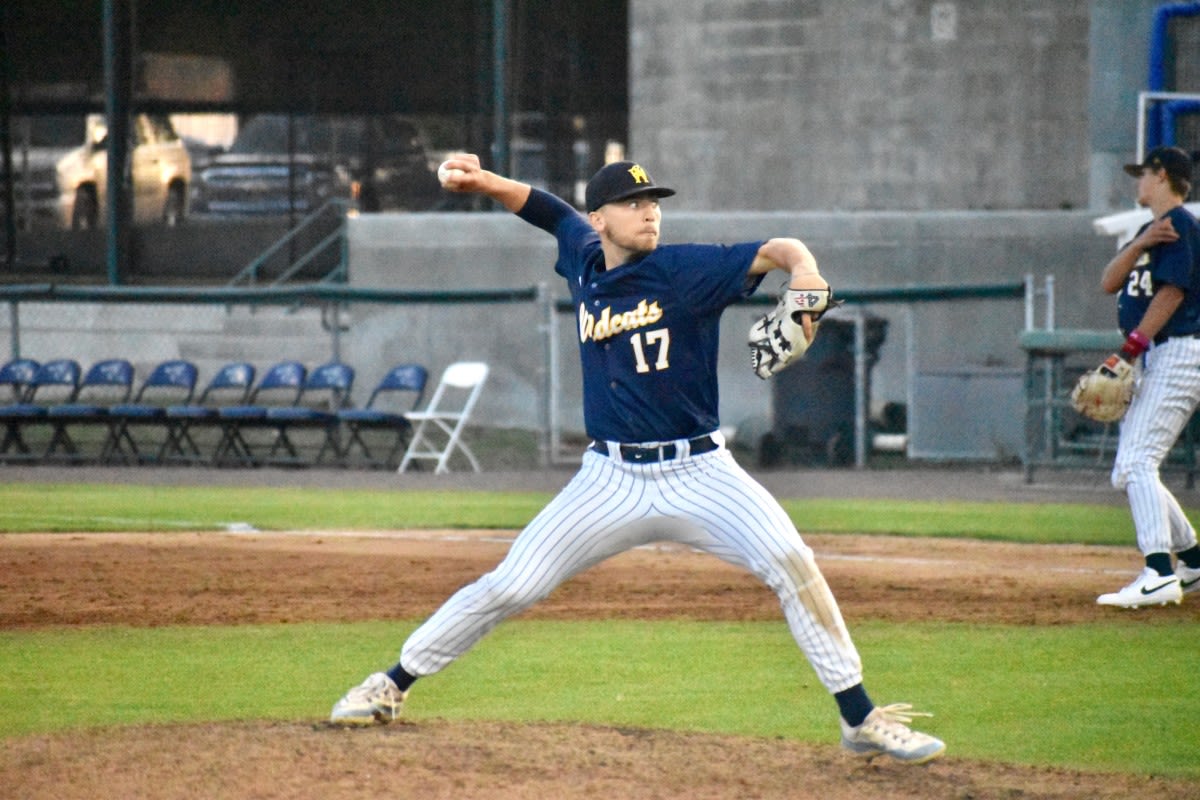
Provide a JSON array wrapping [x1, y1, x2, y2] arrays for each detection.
[[163, 184, 186, 227], [72, 187, 98, 230]]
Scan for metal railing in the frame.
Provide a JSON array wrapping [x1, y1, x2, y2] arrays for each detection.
[[2, 283, 541, 364], [2, 279, 1030, 470], [225, 199, 353, 288]]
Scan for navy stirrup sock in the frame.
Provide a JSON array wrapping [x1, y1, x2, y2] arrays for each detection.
[[1177, 546, 1200, 569], [835, 684, 873, 727], [387, 665, 417, 692], [1146, 553, 1173, 577]]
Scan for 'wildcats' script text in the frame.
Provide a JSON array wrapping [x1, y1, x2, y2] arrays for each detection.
[[579, 299, 663, 343]]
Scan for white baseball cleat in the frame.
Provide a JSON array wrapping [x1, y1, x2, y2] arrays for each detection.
[[1175, 562, 1200, 596], [1096, 567, 1182, 608], [840, 703, 945, 764], [330, 672, 406, 725]]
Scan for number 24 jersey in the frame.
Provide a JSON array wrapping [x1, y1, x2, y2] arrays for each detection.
[[1118, 205, 1200, 338]]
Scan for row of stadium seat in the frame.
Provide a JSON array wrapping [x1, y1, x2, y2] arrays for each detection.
[[0, 357, 489, 472]]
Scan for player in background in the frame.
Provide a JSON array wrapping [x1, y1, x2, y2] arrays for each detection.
[[330, 155, 945, 763], [1096, 146, 1200, 608]]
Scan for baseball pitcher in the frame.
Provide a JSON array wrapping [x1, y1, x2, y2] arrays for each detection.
[[329, 156, 945, 763]]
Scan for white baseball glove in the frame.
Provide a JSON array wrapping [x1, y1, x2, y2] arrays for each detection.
[[748, 286, 840, 379]]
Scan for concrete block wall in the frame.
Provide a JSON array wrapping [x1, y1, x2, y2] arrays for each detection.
[[628, 0, 1160, 213]]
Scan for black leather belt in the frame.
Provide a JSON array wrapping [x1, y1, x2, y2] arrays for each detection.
[[1154, 331, 1200, 345], [590, 434, 719, 463]]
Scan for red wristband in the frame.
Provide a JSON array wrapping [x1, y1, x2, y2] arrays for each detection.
[[1120, 330, 1151, 360]]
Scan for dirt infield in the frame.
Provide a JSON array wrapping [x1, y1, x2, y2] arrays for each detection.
[[7, 719, 1192, 800], [3, 523, 1198, 799]]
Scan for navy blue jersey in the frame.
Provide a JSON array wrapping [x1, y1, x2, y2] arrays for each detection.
[[520, 189, 764, 442], [1118, 205, 1200, 337]]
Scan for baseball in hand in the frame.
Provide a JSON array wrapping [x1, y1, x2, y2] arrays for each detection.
[[437, 161, 465, 185]]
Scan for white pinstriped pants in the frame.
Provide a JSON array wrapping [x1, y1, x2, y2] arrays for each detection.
[[1112, 336, 1200, 556], [399, 438, 865, 694]]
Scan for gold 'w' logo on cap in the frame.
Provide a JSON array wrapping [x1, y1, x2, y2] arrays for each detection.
[[627, 164, 650, 184]]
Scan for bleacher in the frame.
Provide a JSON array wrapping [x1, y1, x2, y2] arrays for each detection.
[[0, 356, 488, 472]]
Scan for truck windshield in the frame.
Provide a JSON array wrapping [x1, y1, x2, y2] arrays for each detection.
[[229, 115, 363, 157]]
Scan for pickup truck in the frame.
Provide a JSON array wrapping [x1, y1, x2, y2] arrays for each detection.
[[3, 112, 192, 227], [189, 114, 440, 216], [2, 114, 84, 229], [52, 113, 192, 229]]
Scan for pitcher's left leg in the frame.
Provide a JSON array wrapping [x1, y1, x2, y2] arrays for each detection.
[[656, 451, 943, 762], [658, 452, 862, 692]]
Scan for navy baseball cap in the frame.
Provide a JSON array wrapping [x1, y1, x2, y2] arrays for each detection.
[[1123, 146, 1193, 183], [585, 161, 675, 212]]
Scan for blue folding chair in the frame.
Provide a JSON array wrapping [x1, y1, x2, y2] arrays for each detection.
[[0, 357, 65, 460], [337, 363, 427, 468], [0, 359, 82, 461], [263, 361, 355, 465], [44, 359, 134, 462], [101, 360, 199, 464], [158, 362, 256, 463], [212, 361, 306, 466], [0, 358, 40, 403]]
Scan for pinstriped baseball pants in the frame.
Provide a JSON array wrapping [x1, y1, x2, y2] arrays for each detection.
[[1112, 336, 1200, 556], [399, 442, 865, 694]]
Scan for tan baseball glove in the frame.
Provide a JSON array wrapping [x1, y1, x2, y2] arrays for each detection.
[[1070, 354, 1134, 423]]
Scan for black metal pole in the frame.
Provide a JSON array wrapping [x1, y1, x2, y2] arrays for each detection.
[[491, 0, 509, 179], [0, 6, 17, 272], [103, 0, 133, 285]]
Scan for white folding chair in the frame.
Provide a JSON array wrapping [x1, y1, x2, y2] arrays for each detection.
[[398, 361, 489, 474]]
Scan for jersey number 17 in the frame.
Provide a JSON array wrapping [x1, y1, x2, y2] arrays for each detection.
[[631, 329, 671, 373]]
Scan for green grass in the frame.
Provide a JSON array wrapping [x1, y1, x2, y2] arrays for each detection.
[[791, 498, 1138, 543], [2, 481, 1195, 778], [0, 483, 552, 533], [0, 619, 1193, 777], [0, 482, 1157, 546]]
